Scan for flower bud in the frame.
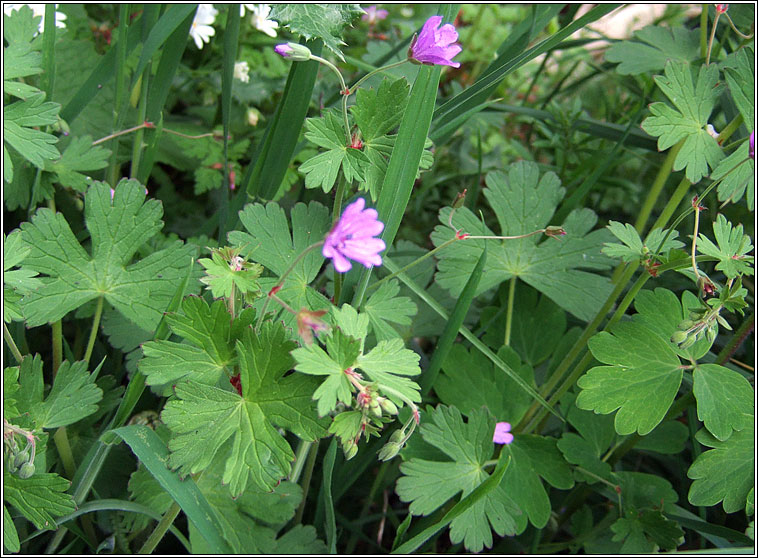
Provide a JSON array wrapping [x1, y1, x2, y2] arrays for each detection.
[[452, 189, 467, 209], [13, 449, 30, 469], [677, 319, 696, 330], [544, 225, 567, 239], [18, 462, 36, 479], [378, 397, 398, 416], [377, 441, 402, 462], [274, 42, 312, 62], [370, 402, 383, 418], [388, 429, 405, 444], [680, 335, 696, 350], [344, 443, 359, 461], [670, 330, 688, 345]]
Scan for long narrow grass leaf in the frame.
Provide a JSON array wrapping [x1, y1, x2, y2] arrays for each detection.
[[110, 425, 231, 553], [430, 4, 620, 143], [421, 244, 486, 396], [322, 438, 338, 554]]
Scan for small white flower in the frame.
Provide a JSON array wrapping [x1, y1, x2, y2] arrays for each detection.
[[246, 107, 260, 126], [4, 3, 67, 34], [706, 124, 719, 140], [189, 4, 218, 50], [250, 4, 278, 37], [234, 61, 250, 83]]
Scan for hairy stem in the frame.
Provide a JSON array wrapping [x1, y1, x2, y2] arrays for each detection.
[[83, 296, 105, 365], [3, 322, 23, 363]]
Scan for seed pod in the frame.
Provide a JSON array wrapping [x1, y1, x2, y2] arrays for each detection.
[[389, 430, 405, 444], [377, 442, 402, 462], [671, 330, 688, 345], [18, 462, 35, 479], [344, 443, 358, 461]]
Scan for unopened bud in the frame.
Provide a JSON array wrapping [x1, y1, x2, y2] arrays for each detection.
[[18, 462, 35, 479], [680, 335, 696, 350], [388, 429, 405, 444], [544, 225, 566, 239], [452, 189, 467, 209], [677, 319, 696, 330], [670, 330, 688, 345], [379, 397, 398, 416], [13, 449, 30, 469], [377, 441, 402, 462], [274, 42, 312, 62], [370, 402, 382, 418], [344, 443, 358, 461]]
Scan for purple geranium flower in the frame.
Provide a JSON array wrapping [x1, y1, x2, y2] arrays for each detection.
[[749, 131, 754, 160], [362, 5, 388, 24], [323, 198, 386, 273], [408, 15, 461, 68], [493, 422, 514, 445]]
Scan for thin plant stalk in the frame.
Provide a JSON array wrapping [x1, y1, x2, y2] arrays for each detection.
[[504, 277, 516, 346], [293, 439, 320, 525], [633, 139, 684, 233], [289, 440, 314, 484], [83, 296, 105, 365], [139, 502, 181, 554], [51, 320, 63, 376], [332, 177, 347, 303], [3, 323, 23, 363]]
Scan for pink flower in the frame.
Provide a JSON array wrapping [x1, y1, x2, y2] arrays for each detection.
[[750, 131, 754, 160], [493, 422, 513, 445], [323, 198, 386, 273], [296, 308, 329, 345], [362, 5, 388, 24], [408, 15, 461, 68], [716, 4, 729, 13]]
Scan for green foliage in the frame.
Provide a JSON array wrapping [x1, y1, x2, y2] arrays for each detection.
[[19, 180, 197, 330], [3, 230, 41, 322], [604, 25, 700, 75], [3, 471, 76, 530], [198, 249, 263, 299], [228, 201, 331, 327], [269, 4, 364, 61], [688, 423, 755, 513], [602, 221, 683, 263], [161, 321, 327, 496], [3, 93, 61, 183], [641, 61, 724, 184], [44, 135, 111, 193], [722, 47, 754, 132], [396, 405, 521, 552], [692, 363, 754, 442], [361, 279, 417, 341], [697, 214, 754, 279], [9, 354, 103, 430], [432, 162, 614, 321], [577, 320, 683, 436]]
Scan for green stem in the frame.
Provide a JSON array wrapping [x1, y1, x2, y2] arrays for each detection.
[[255, 242, 325, 332], [4, 322, 24, 363], [83, 296, 104, 365], [504, 277, 516, 347], [108, 4, 131, 186], [289, 440, 314, 484], [310, 54, 351, 143], [293, 439, 320, 526], [699, 5, 709, 59], [525, 270, 652, 434], [332, 177, 347, 303], [716, 113, 744, 144], [130, 71, 151, 179], [51, 320, 62, 376], [348, 59, 409, 93], [138, 502, 181, 554], [649, 177, 691, 232], [705, 11, 722, 65], [633, 139, 684, 233], [53, 427, 76, 478]]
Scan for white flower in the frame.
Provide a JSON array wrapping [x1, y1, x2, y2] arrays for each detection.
[[249, 4, 278, 37], [3, 3, 67, 34], [246, 107, 260, 126], [189, 4, 218, 49], [234, 61, 250, 83]]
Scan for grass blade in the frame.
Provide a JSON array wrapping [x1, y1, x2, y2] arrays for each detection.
[[351, 4, 459, 307], [431, 4, 621, 144], [392, 453, 511, 554], [421, 244, 486, 397], [322, 438, 338, 554], [236, 39, 323, 204], [109, 425, 231, 554], [383, 256, 561, 421]]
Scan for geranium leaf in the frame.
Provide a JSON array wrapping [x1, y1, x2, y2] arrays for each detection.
[[692, 363, 754, 441], [697, 214, 754, 279], [396, 405, 520, 553], [162, 321, 327, 496], [602, 221, 683, 262], [576, 320, 682, 436], [351, 77, 410, 141], [641, 61, 724, 183], [431, 162, 614, 321], [20, 180, 197, 331], [3, 472, 75, 530], [361, 279, 417, 342], [605, 25, 700, 75], [688, 423, 755, 513]]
